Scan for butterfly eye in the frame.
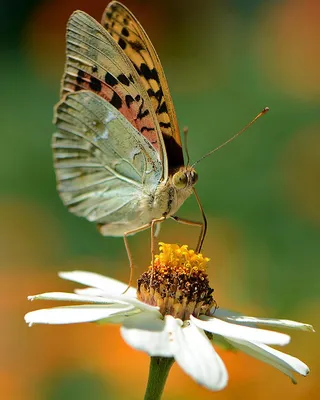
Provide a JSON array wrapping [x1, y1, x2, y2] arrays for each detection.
[[173, 171, 188, 189], [191, 171, 198, 185]]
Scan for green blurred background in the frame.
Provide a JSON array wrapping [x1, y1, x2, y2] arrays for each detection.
[[1, 0, 319, 399]]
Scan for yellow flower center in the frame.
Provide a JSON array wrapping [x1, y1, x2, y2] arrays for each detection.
[[137, 243, 216, 320], [153, 242, 210, 274]]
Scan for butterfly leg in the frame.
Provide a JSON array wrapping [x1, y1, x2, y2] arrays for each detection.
[[150, 217, 166, 286], [170, 216, 205, 253], [123, 223, 152, 292], [193, 187, 207, 252], [151, 217, 166, 264]]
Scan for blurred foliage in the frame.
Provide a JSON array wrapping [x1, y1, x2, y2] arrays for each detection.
[[0, 0, 319, 399]]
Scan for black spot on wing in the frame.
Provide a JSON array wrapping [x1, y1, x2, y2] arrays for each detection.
[[89, 76, 102, 92], [160, 122, 171, 129], [121, 27, 129, 37], [128, 74, 135, 84], [157, 102, 168, 114], [138, 108, 150, 119], [135, 94, 141, 102], [137, 99, 150, 119], [133, 63, 142, 76], [123, 18, 129, 25], [76, 70, 85, 84], [140, 63, 160, 83], [92, 65, 98, 73], [155, 89, 163, 102], [141, 126, 155, 133], [110, 92, 122, 109], [118, 74, 130, 86], [125, 95, 134, 107], [147, 88, 164, 104], [105, 72, 118, 87], [118, 38, 127, 50]]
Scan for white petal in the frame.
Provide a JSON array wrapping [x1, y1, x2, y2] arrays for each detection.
[[29, 289, 159, 315], [121, 313, 172, 357], [104, 295, 160, 314], [192, 315, 290, 346], [59, 271, 136, 297], [214, 309, 314, 332], [28, 292, 118, 304], [211, 308, 241, 318], [74, 288, 105, 297], [227, 338, 310, 383], [25, 304, 133, 325], [73, 288, 158, 313], [166, 316, 228, 391]]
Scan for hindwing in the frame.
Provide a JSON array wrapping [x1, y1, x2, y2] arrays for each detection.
[[53, 91, 162, 225]]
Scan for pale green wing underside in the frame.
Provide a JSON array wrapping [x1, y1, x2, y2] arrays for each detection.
[[53, 91, 162, 224]]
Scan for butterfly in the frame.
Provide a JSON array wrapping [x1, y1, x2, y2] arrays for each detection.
[[53, 2, 206, 279]]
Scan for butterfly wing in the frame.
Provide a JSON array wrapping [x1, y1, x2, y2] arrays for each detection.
[[102, 1, 184, 170], [61, 10, 168, 178], [53, 90, 162, 234]]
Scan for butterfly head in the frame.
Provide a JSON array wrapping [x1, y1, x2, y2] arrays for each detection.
[[172, 167, 198, 190]]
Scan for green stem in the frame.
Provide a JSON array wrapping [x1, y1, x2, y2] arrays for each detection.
[[144, 357, 175, 400]]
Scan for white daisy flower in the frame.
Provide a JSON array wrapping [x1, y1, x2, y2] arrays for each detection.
[[25, 243, 314, 392]]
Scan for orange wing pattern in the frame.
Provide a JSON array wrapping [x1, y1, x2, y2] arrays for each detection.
[[102, 1, 184, 169]]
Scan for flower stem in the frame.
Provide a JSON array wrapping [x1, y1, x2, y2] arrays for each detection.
[[144, 357, 174, 400]]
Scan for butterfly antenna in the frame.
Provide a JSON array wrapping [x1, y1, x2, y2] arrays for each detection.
[[191, 107, 269, 167], [183, 126, 191, 166]]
